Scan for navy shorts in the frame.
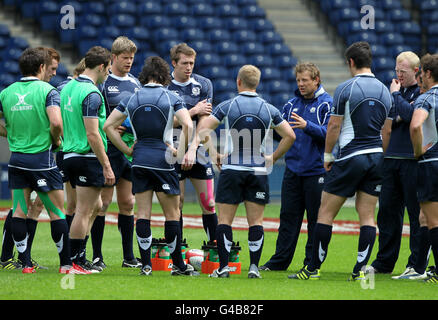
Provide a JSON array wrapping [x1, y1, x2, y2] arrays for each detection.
[[215, 169, 269, 205], [63, 156, 105, 188], [106, 150, 132, 186], [131, 167, 180, 195], [417, 161, 438, 202], [175, 162, 214, 181], [323, 153, 384, 198], [55, 151, 70, 183], [8, 166, 63, 192]]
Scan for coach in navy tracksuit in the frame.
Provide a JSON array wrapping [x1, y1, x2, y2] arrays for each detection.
[[371, 51, 421, 275], [261, 63, 332, 271]]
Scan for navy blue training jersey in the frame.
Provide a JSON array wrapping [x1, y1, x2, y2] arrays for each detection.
[[385, 84, 420, 159], [212, 91, 284, 173], [102, 73, 141, 116], [332, 73, 393, 161], [116, 84, 186, 170], [167, 72, 213, 121], [415, 85, 438, 161]]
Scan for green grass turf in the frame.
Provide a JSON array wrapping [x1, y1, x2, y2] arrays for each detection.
[[0, 201, 436, 300]]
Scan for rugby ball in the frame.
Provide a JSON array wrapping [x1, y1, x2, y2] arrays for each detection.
[[186, 249, 204, 271]]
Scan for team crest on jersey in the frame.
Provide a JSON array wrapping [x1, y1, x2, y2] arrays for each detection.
[[192, 87, 200, 96], [12, 93, 33, 111], [310, 107, 316, 113]]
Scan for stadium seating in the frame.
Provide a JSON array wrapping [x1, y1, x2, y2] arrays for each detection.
[[313, 0, 425, 86], [0, 0, 298, 107]]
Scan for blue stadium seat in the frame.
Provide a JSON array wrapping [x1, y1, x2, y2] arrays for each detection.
[[215, 4, 240, 17], [282, 68, 297, 82], [164, 2, 189, 16], [126, 26, 151, 44], [428, 23, 438, 36], [80, 14, 106, 28], [370, 44, 388, 57], [249, 54, 273, 68], [141, 15, 171, 29], [0, 24, 10, 38], [210, 0, 232, 5], [331, 8, 360, 24], [248, 18, 275, 32], [267, 80, 290, 94], [223, 53, 246, 68], [390, 44, 414, 58], [20, 0, 37, 19], [8, 36, 29, 51], [109, 1, 137, 15], [214, 79, 236, 93], [347, 31, 378, 45], [188, 41, 213, 54], [174, 15, 198, 29], [242, 5, 266, 19], [137, 1, 162, 16], [99, 38, 114, 51], [258, 30, 283, 45], [338, 21, 361, 38], [268, 43, 292, 56], [235, 0, 258, 7], [196, 52, 222, 68], [224, 17, 249, 31], [260, 67, 282, 81], [110, 14, 136, 28], [430, 11, 438, 23], [197, 16, 223, 30], [180, 28, 205, 42], [232, 30, 257, 42], [3, 47, 21, 61], [275, 55, 298, 69], [38, 0, 58, 31], [215, 41, 240, 54], [240, 42, 265, 55], [388, 8, 411, 22], [321, 0, 352, 12], [82, 2, 105, 15], [208, 29, 231, 43], [100, 26, 121, 39], [156, 40, 179, 56], [373, 57, 396, 72], [381, 32, 404, 45], [1, 61, 20, 75], [376, 69, 396, 86], [191, 3, 214, 17], [153, 28, 179, 42], [374, 20, 395, 34], [0, 38, 7, 51], [202, 65, 230, 80], [381, 0, 402, 10], [215, 91, 236, 104], [0, 74, 16, 87], [355, 0, 377, 8], [421, 0, 438, 10]]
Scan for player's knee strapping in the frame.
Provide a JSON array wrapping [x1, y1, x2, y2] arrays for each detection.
[[36, 192, 66, 219], [13, 189, 28, 216]]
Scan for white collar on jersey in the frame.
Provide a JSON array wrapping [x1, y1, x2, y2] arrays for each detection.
[[171, 72, 201, 87], [20, 76, 39, 81], [239, 91, 258, 96], [355, 72, 375, 77], [144, 83, 163, 87], [78, 74, 94, 83]]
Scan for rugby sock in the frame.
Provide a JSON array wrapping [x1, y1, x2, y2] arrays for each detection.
[[65, 213, 74, 230], [428, 227, 438, 272], [78, 235, 88, 264], [91, 215, 105, 260], [136, 219, 152, 267], [25, 218, 38, 260], [248, 225, 264, 267], [164, 220, 185, 270], [118, 214, 135, 261], [414, 226, 430, 274], [70, 238, 83, 264], [50, 219, 71, 266], [1, 209, 14, 261], [11, 217, 31, 267], [202, 213, 218, 242], [353, 226, 376, 274], [308, 223, 332, 271], [216, 224, 233, 271]]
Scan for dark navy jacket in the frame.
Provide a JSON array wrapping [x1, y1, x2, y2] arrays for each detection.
[[385, 84, 420, 159], [282, 85, 332, 176]]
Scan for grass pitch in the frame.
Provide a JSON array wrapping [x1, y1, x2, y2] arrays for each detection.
[[0, 201, 436, 301]]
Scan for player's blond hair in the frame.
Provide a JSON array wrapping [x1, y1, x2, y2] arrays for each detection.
[[295, 62, 321, 85], [111, 36, 137, 56], [73, 58, 86, 77], [237, 65, 261, 89], [170, 43, 196, 63], [396, 51, 420, 70]]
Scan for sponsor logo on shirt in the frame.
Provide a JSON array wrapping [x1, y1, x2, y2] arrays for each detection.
[[11, 93, 33, 111], [107, 86, 119, 93], [37, 179, 47, 187], [255, 192, 265, 200], [162, 184, 170, 190]]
